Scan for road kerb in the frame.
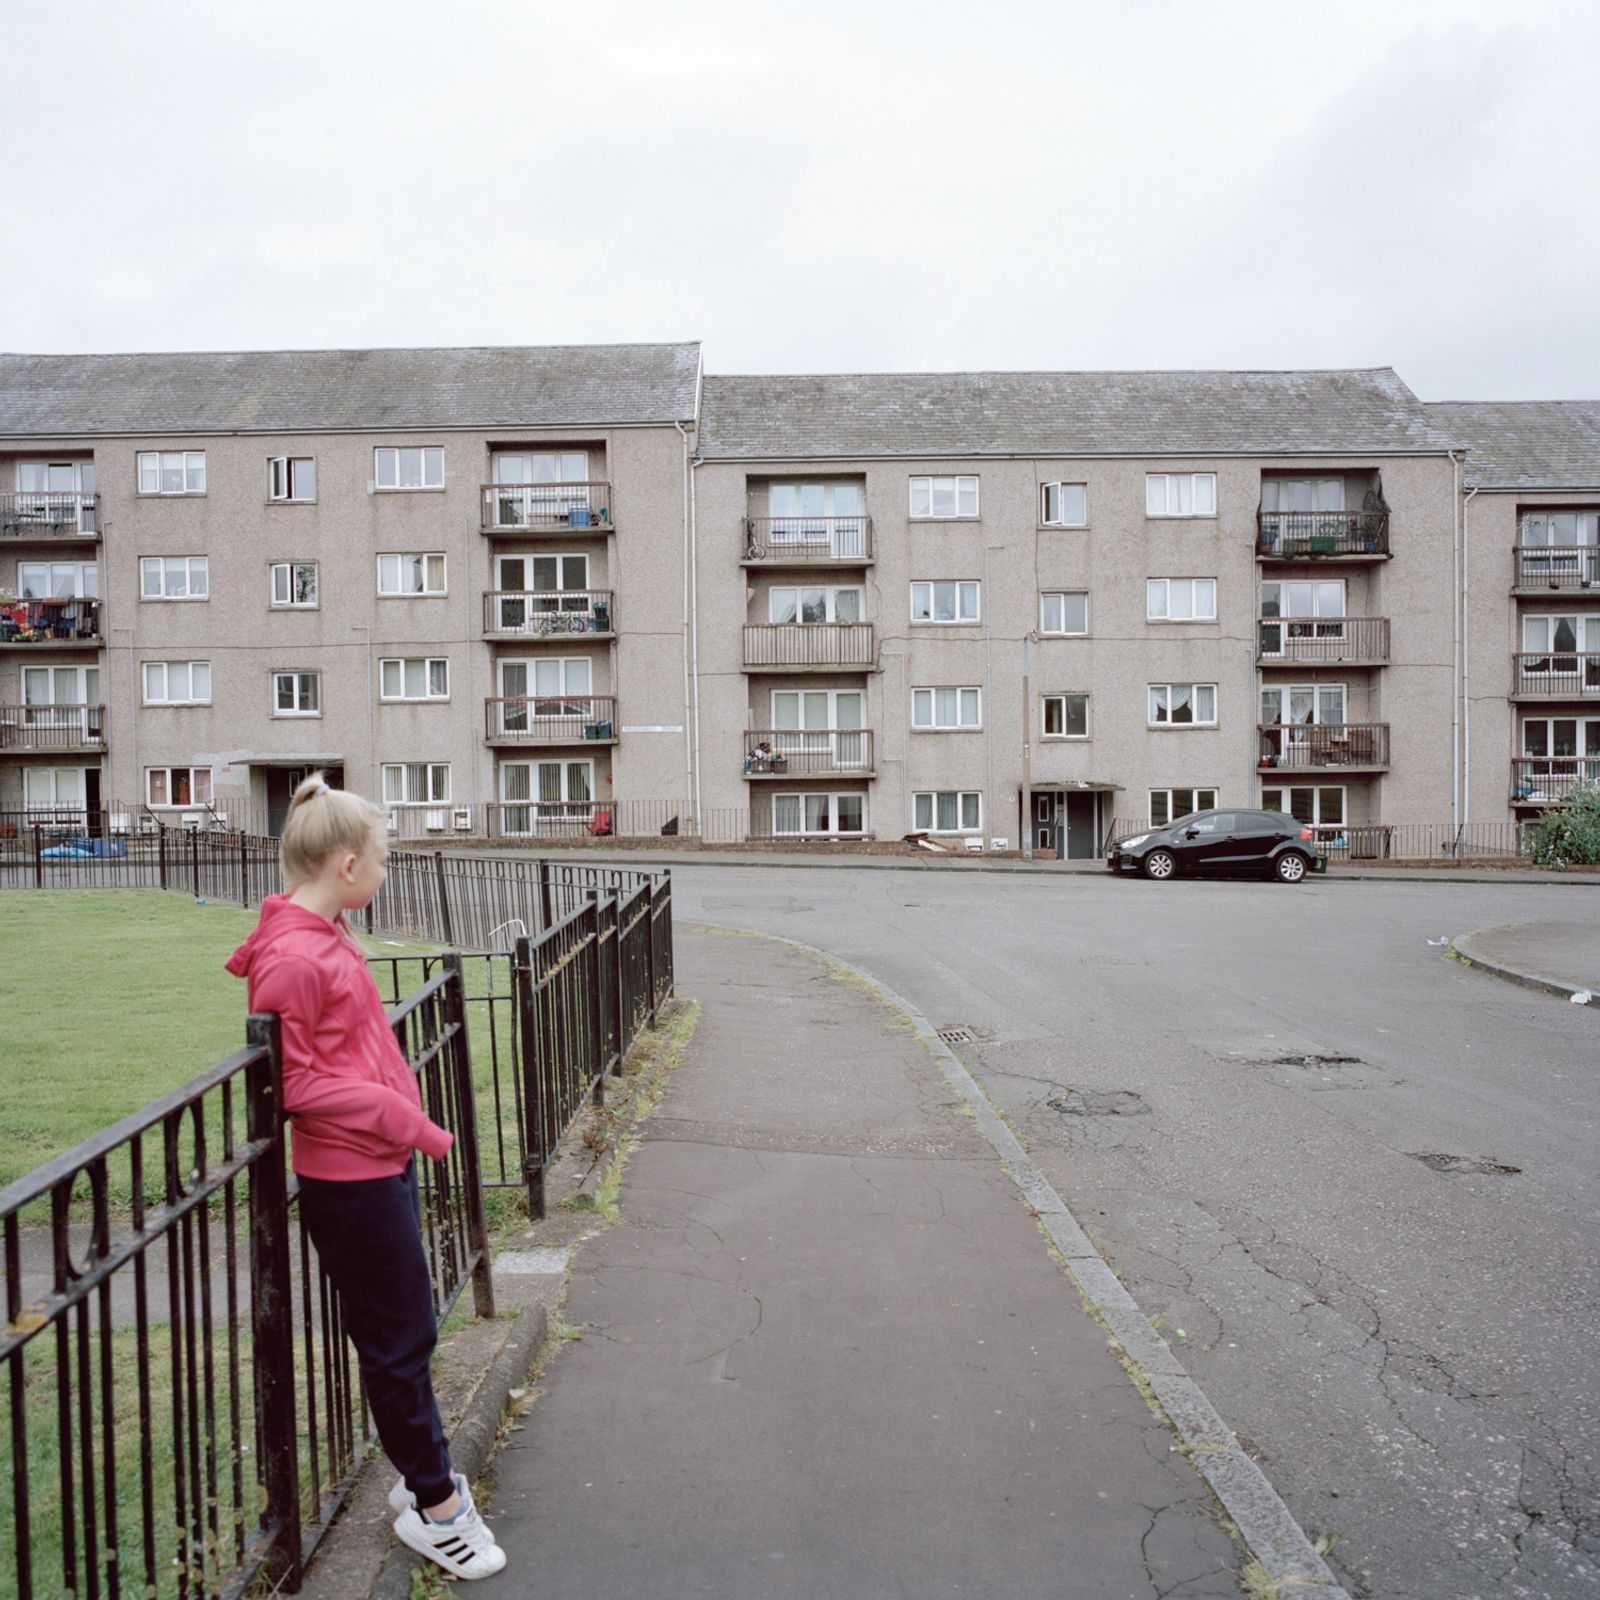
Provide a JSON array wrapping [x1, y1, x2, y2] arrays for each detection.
[[1447, 931, 1600, 1006]]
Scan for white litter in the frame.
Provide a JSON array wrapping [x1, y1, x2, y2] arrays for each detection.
[[1426, 937, 1449, 946], [1571, 991, 1592, 1005]]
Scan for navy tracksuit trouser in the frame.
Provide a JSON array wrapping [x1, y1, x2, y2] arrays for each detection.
[[296, 1160, 455, 1507]]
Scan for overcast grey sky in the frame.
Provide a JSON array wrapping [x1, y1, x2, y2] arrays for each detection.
[[5, 0, 1596, 399]]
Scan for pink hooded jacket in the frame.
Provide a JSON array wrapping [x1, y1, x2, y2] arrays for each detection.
[[226, 895, 454, 1179]]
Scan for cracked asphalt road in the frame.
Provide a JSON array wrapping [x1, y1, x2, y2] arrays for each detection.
[[667, 867, 1600, 1600]]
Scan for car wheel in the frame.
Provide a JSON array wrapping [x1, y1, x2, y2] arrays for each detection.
[[1274, 851, 1308, 883], [1142, 849, 1176, 881]]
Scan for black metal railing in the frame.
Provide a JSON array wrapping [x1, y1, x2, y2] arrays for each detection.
[[0, 597, 103, 644], [1514, 546, 1600, 590], [1257, 722, 1391, 769], [1511, 757, 1600, 804], [0, 704, 107, 750], [742, 622, 875, 668], [742, 728, 875, 777], [480, 482, 612, 532], [1512, 652, 1600, 697], [743, 516, 873, 562], [485, 694, 616, 744], [1255, 509, 1389, 559], [483, 589, 614, 638], [0, 964, 491, 1600], [1256, 617, 1390, 665], [0, 491, 99, 538]]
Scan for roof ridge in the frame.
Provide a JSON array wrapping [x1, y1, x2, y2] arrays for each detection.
[[0, 341, 701, 360], [706, 366, 1400, 382]]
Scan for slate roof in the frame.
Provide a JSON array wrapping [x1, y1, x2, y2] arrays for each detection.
[[0, 343, 701, 436], [1425, 401, 1600, 490], [698, 367, 1460, 460]]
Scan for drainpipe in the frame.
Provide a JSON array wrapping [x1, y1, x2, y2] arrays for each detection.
[[1463, 484, 1479, 830], [674, 421, 702, 829], [1450, 452, 1461, 837]]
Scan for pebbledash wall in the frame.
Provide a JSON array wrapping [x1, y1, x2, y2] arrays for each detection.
[[1, 348, 1596, 852]]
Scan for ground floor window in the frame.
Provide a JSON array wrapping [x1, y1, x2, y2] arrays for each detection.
[[914, 790, 981, 833], [1149, 787, 1217, 827], [1261, 785, 1344, 826], [772, 792, 866, 836], [23, 766, 89, 810], [382, 763, 451, 805], [497, 760, 595, 832], [147, 767, 212, 807]]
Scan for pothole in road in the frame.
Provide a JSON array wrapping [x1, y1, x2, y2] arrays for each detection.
[[1269, 1053, 1363, 1067], [1047, 1089, 1151, 1117], [1410, 1152, 1523, 1177]]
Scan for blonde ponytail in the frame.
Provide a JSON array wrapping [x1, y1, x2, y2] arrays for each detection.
[[280, 772, 385, 884]]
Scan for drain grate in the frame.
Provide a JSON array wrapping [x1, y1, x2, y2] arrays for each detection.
[[1411, 1152, 1522, 1177], [937, 1026, 975, 1044]]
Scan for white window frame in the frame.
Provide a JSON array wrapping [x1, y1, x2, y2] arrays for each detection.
[[17, 561, 97, 599], [382, 762, 452, 805], [1145, 473, 1217, 518], [910, 581, 980, 624], [268, 456, 316, 502], [269, 561, 318, 609], [374, 447, 444, 491], [1260, 785, 1345, 828], [377, 552, 447, 596], [1148, 787, 1219, 827], [23, 766, 90, 812], [913, 790, 982, 834], [1039, 592, 1089, 636], [496, 758, 598, 831], [379, 657, 450, 701], [1260, 683, 1347, 726], [140, 556, 209, 600], [146, 766, 213, 807], [272, 670, 321, 717], [771, 791, 868, 837], [1146, 578, 1218, 622], [1040, 482, 1088, 527], [1042, 693, 1090, 739], [768, 585, 865, 625], [912, 686, 982, 730], [142, 660, 212, 706], [137, 451, 206, 496], [1148, 683, 1218, 727], [908, 475, 979, 520]]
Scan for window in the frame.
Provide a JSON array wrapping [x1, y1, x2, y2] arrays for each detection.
[[1261, 684, 1346, 726], [14, 461, 96, 531], [1146, 473, 1216, 517], [910, 582, 979, 623], [379, 657, 450, 700], [495, 450, 588, 485], [770, 586, 864, 624], [1149, 787, 1218, 827], [1043, 694, 1089, 738], [273, 671, 321, 716], [1522, 613, 1600, 656], [270, 562, 318, 608], [1149, 683, 1217, 726], [383, 763, 451, 805], [912, 686, 982, 729], [909, 475, 979, 518], [142, 660, 211, 705], [377, 553, 447, 595], [1040, 482, 1087, 527], [147, 766, 213, 807], [137, 451, 206, 495], [268, 457, 316, 502], [1146, 578, 1217, 622], [1519, 719, 1600, 799], [914, 791, 981, 833], [765, 482, 868, 554], [1261, 786, 1344, 827], [497, 759, 596, 830], [375, 447, 443, 490], [1040, 592, 1088, 635], [18, 562, 97, 599], [1261, 478, 1342, 514], [23, 766, 88, 811], [772, 792, 867, 836], [140, 556, 208, 599]]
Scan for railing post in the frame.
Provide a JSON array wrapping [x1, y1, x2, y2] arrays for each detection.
[[586, 895, 605, 1106], [432, 850, 456, 946], [442, 953, 496, 1321], [610, 893, 627, 1070], [158, 823, 168, 890], [190, 828, 200, 899], [537, 858, 553, 933], [245, 1011, 303, 1588], [513, 934, 545, 1220], [240, 832, 250, 909], [642, 880, 657, 1025], [32, 821, 43, 888]]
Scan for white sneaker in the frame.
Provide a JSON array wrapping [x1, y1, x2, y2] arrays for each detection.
[[394, 1500, 507, 1580], [388, 1470, 474, 1515]]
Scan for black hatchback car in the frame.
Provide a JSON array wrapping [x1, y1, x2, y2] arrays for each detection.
[[1107, 809, 1323, 883]]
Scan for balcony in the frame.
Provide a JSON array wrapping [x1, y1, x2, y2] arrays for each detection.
[[1257, 616, 1390, 666], [480, 482, 612, 535], [1514, 546, 1600, 592], [484, 695, 617, 746], [1258, 722, 1390, 772], [743, 623, 876, 672], [0, 598, 102, 647], [1256, 510, 1389, 561], [742, 728, 876, 779], [1512, 653, 1600, 699], [0, 705, 106, 752], [742, 517, 873, 566], [1511, 757, 1600, 805], [0, 493, 99, 541], [483, 590, 614, 640]]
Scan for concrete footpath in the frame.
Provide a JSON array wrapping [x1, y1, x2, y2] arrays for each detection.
[[1450, 919, 1600, 1003], [478, 927, 1341, 1599]]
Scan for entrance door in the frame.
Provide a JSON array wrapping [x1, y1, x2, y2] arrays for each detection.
[[1064, 793, 1098, 860], [1032, 791, 1059, 855], [266, 766, 344, 835]]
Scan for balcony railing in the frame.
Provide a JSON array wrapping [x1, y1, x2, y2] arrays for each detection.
[[0, 704, 107, 751], [1257, 616, 1390, 665], [1513, 652, 1600, 697], [1514, 546, 1600, 590], [743, 516, 873, 563], [1256, 510, 1389, 559], [743, 622, 876, 669], [742, 728, 875, 777], [1258, 722, 1390, 770], [485, 694, 617, 743], [0, 597, 103, 644], [1511, 757, 1600, 804], [0, 492, 99, 538], [480, 482, 612, 532], [483, 589, 614, 638]]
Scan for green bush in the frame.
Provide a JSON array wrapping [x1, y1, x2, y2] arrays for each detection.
[[1528, 783, 1600, 867]]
